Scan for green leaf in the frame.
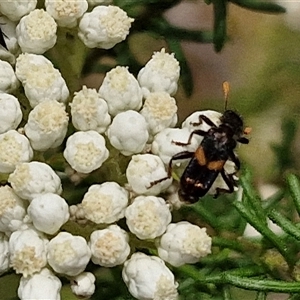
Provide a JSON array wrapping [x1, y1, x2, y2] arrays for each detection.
[[287, 174, 300, 216], [229, 0, 286, 13], [212, 0, 227, 52]]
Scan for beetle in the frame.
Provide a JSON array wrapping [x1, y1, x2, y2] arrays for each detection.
[[150, 82, 250, 203]]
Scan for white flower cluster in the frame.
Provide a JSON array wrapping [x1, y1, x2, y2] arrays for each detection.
[[0, 1, 222, 299]]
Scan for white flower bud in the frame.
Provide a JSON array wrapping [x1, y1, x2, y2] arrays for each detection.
[[63, 130, 109, 174], [78, 5, 134, 49], [0, 185, 26, 234], [125, 195, 171, 240], [0, 60, 19, 93], [0, 233, 10, 275], [89, 225, 130, 267], [122, 252, 178, 300], [70, 86, 111, 133], [0, 0, 37, 22], [27, 193, 69, 235], [24, 100, 69, 151], [126, 154, 172, 196], [0, 94, 22, 134], [16, 9, 57, 54], [15, 53, 53, 84], [18, 268, 62, 300], [98, 66, 143, 116], [82, 182, 128, 224], [9, 228, 48, 277], [15, 53, 69, 108], [45, 0, 88, 28], [157, 221, 212, 267], [152, 127, 200, 165], [8, 161, 62, 201], [47, 232, 91, 276], [0, 16, 19, 63], [0, 130, 33, 173], [107, 110, 148, 156], [181, 110, 222, 132], [140, 92, 178, 140], [138, 48, 180, 98], [70, 272, 95, 299]]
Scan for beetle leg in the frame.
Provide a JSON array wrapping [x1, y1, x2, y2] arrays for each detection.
[[213, 169, 236, 198], [229, 151, 240, 170], [172, 129, 207, 146], [148, 151, 194, 187]]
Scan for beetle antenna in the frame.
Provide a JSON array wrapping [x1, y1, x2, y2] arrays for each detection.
[[222, 81, 230, 111]]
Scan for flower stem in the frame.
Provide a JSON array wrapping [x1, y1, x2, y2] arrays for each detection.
[[287, 174, 300, 216]]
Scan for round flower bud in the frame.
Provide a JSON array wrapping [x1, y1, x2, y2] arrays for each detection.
[[157, 221, 212, 267], [8, 161, 62, 202], [0, 60, 19, 93], [89, 225, 130, 267], [70, 86, 111, 133], [0, 0, 37, 22], [140, 92, 178, 140], [15, 53, 53, 84], [138, 48, 180, 98], [151, 127, 200, 165], [0, 185, 26, 234], [70, 272, 95, 299], [18, 268, 61, 300], [45, 0, 88, 28], [24, 100, 69, 151], [98, 66, 143, 116], [126, 154, 172, 196], [47, 232, 91, 276], [63, 130, 109, 174], [9, 228, 48, 277], [181, 110, 222, 132], [107, 110, 148, 156], [27, 193, 69, 235], [0, 233, 10, 275], [78, 5, 134, 49], [122, 252, 178, 300], [0, 94, 22, 134], [125, 195, 172, 240], [16, 9, 57, 54], [0, 130, 33, 174], [81, 182, 128, 224]]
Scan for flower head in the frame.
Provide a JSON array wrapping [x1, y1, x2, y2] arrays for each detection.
[[89, 225, 130, 267], [98, 66, 143, 116], [140, 92, 178, 140], [24, 100, 69, 151], [125, 195, 172, 240], [0, 94, 22, 134], [157, 221, 212, 267], [0, 60, 19, 93], [27, 193, 69, 235], [45, 0, 88, 28], [78, 5, 134, 49], [8, 161, 62, 201], [0, 130, 33, 173], [16, 9, 57, 54], [138, 48, 180, 97], [81, 182, 128, 224], [0, 0, 37, 22], [70, 272, 95, 299], [9, 228, 48, 277], [126, 154, 172, 195], [122, 252, 178, 300], [47, 232, 91, 276], [63, 130, 109, 174], [0, 233, 10, 275], [107, 110, 148, 156], [18, 268, 61, 300], [70, 86, 111, 133]]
